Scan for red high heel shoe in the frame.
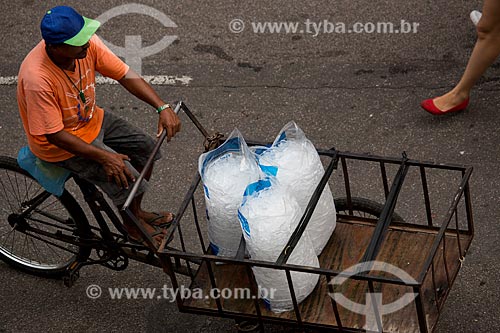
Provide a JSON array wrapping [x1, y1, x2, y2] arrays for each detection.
[[420, 97, 469, 115]]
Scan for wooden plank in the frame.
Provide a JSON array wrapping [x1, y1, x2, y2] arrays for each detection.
[[182, 218, 473, 332]]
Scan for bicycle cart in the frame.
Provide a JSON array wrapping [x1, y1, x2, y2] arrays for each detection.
[[0, 102, 474, 332]]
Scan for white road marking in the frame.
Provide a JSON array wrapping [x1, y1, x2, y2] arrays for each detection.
[[0, 75, 193, 86]]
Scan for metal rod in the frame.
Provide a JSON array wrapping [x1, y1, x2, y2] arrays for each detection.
[[160, 173, 202, 250], [380, 161, 389, 199], [430, 262, 441, 316], [414, 286, 429, 333], [420, 166, 434, 227], [334, 151, 469, 171], [192, 196, 207, 254], [361, 153, 409, 265], [122, 101, 182, 210], [17, 191, 52, 219], [285, 269, 303, 327], [165, 255, 185, 310], [463, 168, 475, 236], [341, 156, 353, 214], [244, 264, 265, 331], [179, 307, 366, 332], [454, 208, 464, 260], [276, 151, 338, 265], [205, 258, 224, 313], [176, 221, 194, 278], [417, 167, 473, 283], [164, 251, 421, 286], [368, 281, 383, 333], [326, 274, 344, 331], [441, 232, 451, 286], [179, 102, 210, 138], [235, 236, 246, 260], [247, 142, 470, 171]]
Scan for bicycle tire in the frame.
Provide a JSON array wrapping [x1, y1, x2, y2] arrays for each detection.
[[334, 197, 404, 222], [0, 156, 91, 278]]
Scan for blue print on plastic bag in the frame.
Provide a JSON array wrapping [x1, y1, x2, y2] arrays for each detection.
[[199, 137, 241, 178], [276, 130, 287, 144], [238, 210, 251, 237], [242, 178, 272, 200], [209, 243, 220, 255], [258, 165, 278, 177], [203, 184, 210, 199], [239, 178, 273, 237]]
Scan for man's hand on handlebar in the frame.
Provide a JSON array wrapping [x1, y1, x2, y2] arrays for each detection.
[[157, 106, 181, 141]]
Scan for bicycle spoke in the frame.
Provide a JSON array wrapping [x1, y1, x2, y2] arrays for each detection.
[[5, 170, 22, 206], [24, 231, 79, 257], [22, 176, 40, 205], [39, 197, 60, 212], [0, 176, 16, 213], [0, 228, 13, 247], [0, 229, 12, 238], [9, 226, 16, 255], [0, 159, 87, 275], [44, 238, 64, 261], [22, 174, 29, 204], [28, 236, 42, 265], [27, 216, 75, 233], [21, 233, 29, 261]]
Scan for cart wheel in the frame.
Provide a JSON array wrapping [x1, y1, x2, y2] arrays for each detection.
[[334, 197, 405, 222]]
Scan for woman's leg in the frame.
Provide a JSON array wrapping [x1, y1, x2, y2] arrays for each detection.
[[432, 0, 500, 111]]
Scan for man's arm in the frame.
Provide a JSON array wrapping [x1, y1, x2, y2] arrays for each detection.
[[117, 69, 181, 141], [46, 130, 135, 189]]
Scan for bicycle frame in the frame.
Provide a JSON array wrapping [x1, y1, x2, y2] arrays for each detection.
[[9, 173, 165, 279], [6, 101, 213, 285]]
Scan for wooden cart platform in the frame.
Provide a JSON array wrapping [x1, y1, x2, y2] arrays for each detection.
[[181, 215, 472, 332]]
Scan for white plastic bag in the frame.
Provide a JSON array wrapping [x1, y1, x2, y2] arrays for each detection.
[[255, 122, 336, 255], [199, 129, 261, 257], [238, 178, 319, 313]]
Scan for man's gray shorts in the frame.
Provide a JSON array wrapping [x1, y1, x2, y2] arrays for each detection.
[[54, 111, 161, 206]]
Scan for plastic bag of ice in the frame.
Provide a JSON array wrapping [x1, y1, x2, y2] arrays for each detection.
[[238, 177, 319, 313], [255, 122, 336, 255], [198, 129, 261, 257]]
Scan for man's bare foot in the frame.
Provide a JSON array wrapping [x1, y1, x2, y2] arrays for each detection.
[[123, 218, 167, 247], [138, 211, 175, 227]]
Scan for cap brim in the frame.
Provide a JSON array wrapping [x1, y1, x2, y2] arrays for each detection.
[[64, 16, 100, 46]]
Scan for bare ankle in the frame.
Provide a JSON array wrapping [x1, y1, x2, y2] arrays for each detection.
[[448, 89, 469, 102]]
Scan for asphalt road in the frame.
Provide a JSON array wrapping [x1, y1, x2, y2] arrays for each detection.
[[1, 0, 499, 332]]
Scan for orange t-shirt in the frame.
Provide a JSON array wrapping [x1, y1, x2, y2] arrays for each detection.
[[17, 35, 129, 162]]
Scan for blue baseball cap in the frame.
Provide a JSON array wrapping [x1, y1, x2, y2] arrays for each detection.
[[41, 6, 100, 46]]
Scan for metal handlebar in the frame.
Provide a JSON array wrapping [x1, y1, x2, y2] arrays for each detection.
[[122, 101, 182, 211]]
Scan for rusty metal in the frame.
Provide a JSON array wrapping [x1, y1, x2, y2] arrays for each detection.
[[203, 131, 224, 151]]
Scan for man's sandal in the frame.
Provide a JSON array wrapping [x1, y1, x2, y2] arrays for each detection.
[[128, 224, 165, 248], [146, 212, 176, 229]]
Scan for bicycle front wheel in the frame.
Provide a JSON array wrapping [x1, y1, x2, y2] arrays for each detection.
[[0, 156, 91, 278]]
